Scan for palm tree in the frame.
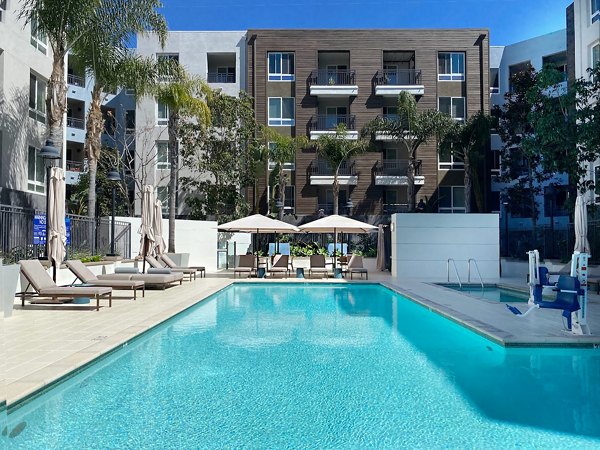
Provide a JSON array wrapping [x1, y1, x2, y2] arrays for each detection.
[[261, 127, 308, 219], [316, 124, 369, 215], [18, 0, 166, 157], [150, 63, 211, 252], [362, 91, 452, 211], [439, 111, 496, 213]]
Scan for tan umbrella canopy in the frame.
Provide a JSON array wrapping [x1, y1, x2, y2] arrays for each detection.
[[153, 199, 167, 256], [376, 225, 386, 271], [48, 167, 66, 281], [139, 185, 156, 271]]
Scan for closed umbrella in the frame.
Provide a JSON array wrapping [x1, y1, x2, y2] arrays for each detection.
[[139, 185, 156, 272], [574, 194, 590, 254], [48, 167, 66, 281], [376, 225, 386, 271], [153, 199, 167, 256]]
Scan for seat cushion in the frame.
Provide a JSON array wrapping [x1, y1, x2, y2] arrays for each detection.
[[38, 286, 112, 296], [87, 279, 144, 288]]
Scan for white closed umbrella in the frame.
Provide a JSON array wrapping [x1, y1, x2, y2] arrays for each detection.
[[139, 185, 156, 272], [48, 167, 66, 281], [574, 193, 590, 254], [153, 199, 167, 256], [376, 225, 386, 271]]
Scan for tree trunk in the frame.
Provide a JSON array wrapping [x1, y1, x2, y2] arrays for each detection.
[[332, 174, 340, 216], [168, 111, 180, 253], [85, 85, 104, 219], [278, 171, 285, 221], [407, 154, 416, 211], [47, 47, 67, 154], [528, 168, 537, 244], [463, 153, 472, 213]]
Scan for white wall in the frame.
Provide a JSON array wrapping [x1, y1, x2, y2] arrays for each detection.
[[116, 217, 218, 272], [391, 214, 500, 282]]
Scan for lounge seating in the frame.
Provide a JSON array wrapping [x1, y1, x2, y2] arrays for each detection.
[[346, 254, 368, 279], [309, 254, 329, 278], [18, 259, 112, 311], [160, 254, 205, 278], [65, 260, 145, 300], [268, 254, 291, 278], [145, 255, 196, 282], [234, 254, 256, 278]]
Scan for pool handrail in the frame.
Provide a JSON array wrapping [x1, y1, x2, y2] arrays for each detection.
[[447, 258, 462, 289], [468, 258, 485, 290]]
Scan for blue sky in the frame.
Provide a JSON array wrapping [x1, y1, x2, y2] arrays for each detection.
[[159, 0, 572, 46]]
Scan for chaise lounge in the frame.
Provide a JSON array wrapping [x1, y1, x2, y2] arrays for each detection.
[[145, 255, 197, 282], [160, 254, 205, 278], [268, 254, 291, 278], [234, 254, 257, 278], [308, 254, 330, 279], [65, 260, 145, 300], [346, 254, 368, 279]]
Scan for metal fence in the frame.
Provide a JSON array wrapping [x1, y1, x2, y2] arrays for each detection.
[[0, 204, 131, 263]]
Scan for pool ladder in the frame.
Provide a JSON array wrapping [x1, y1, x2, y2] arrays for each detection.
[[468, 258, 485, 290], [447, 258, 485, 290], [447, 258, 462, 289]]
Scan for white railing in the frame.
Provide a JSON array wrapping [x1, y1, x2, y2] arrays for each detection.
[[468, 258, 484, 289], [447, 258, 462, 289]]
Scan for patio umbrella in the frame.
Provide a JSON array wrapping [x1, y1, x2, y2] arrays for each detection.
[[299, 215, 377, 268], [574, 193, 590, 254], [153, 199, 167, 257], [218, 214, 300, 269], [376, 225, 386, 271], [139, 185, 156, 272], [47, 167, 66, 281]]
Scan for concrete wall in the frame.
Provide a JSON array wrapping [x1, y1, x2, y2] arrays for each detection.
[[391, 213, 500, 282], [116, 216, 219, 272]]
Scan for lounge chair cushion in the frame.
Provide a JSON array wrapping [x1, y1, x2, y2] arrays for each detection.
[[115, 266, 140, 274], [83, 279, 144, 289], [38, 286, 112, 296], [65, 260, 100, 283], [131, 273, 183, 283], [148, 268, 172, 274]]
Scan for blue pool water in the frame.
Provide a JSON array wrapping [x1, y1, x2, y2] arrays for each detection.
[[445, 285, 530, 302], [4, 283, 600, 448]]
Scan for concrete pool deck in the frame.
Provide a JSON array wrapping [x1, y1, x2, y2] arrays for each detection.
[[4, 272, 600, 408]]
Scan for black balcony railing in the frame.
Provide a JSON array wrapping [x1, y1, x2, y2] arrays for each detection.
[[383, 203, 410, 214], [375, 159, 422, 176], [67, 73, 85, 87], [375, 69, 422, 86], [310, 114, 356, 131], [66, 160, 88, 173], [66, 117, 85, 129], [207, 72, 235, 83], [309, 159, 356, 177], [309, 69, 356, 86]]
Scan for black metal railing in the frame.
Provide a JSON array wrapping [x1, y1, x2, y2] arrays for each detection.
[[0, 204, 131, 263], [375, 69, 422, 86], [375, 159, 422, 176], [66, 117, 85, 129], [309, 160, 356, 177], [207, 72, 236, 83], [310, 114, 356, 131], [67, 73, 85, 87], [383, 203, 410, 214], [309, 69, 356, 86]]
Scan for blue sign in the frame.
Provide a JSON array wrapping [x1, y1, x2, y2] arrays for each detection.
[[34, 214, 71, 245]]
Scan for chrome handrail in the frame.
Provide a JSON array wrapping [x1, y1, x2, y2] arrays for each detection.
[[468, 258, 485, 290], [447, 258, 462, 289]]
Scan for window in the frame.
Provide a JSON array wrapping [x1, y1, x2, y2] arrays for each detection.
[[268, 53, 295, 81], [29, 73, 46, 123], [268, 142, 295, 171], [509, 61, 530, 92], [325, 106, 347, 128], [0, 0, 7, 22], [275, 185, 295, 212], [125, 110, 135, 132], [490, 68, 499, 94], [215, 66, 236, 83], [156, 186, 168, 215], [593, 44, 600, 71], [125, 88, 135, 96], [268, 97, 295, 126], [592, 0, 600, 23], [157, 101, 169, 126], [544, 186, 569, 217], [157, 53, 179, 64], [438, 52, 465, 81], [156, 142, 169, 170], [439, 186, 465, 213], [383, 106, 398, 121], [27, 146, 45, 193], [439, 97, 466, 121], [30, 15, 47, 54], [595, 166, 600, 200], [438, 146, 464, 170]]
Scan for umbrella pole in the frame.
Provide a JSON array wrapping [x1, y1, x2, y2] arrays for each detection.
[[52, 261, 56, 282], [142, 236, 147, 273], [255, 229, 259, 275], [334, 227, 337, 269]]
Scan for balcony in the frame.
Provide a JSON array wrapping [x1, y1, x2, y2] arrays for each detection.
[[374, 69, 424, 97], [67, 74, 85, 88], [65, 160, 88, 185], [309, 69, 358, 97], [373, 115, 402, 141], [374, 159, 424, 186], [66, 117, 85, 143], [207, 72, 235, 83], [309, 160, 358, 185], [309, 114, 358, 140], [383, 203, 410, 214]]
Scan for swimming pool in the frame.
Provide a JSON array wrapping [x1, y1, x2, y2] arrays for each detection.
[[4, 283, 600, 448], [444, 284, 530, 302]]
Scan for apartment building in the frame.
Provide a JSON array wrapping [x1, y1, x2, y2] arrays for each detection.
[[246, 29, 490, 220], [489, 30, 570, 231], [134, 31, 247, 216]]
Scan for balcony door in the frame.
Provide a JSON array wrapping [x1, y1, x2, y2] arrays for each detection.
[[326, 106, 347, 129], [326, 188, 348, 213], [327, 64, 347, 85], [383, 64, 398, 85]]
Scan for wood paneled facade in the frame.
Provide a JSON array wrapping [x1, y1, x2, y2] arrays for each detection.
[[246, 29, 490, 217]]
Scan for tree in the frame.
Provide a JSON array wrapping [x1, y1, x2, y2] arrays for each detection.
[[261, 127, 308, 219], [179, 91, 259, 223], [439, 111, 496, 212], [362, 91, 452, 210], [316, 124, 369, 215]]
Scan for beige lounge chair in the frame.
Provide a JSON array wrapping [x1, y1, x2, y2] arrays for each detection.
[[19, 259, 112, 311], [234, 254, 256, 278], [160, 254, 205, 278], [347, 254, 368, 279], [309, 254, 329, 278], [145, 255, 196, 282], [268, 254, 290, 278], [98, 266, 184, 289], [65, 260, 145, 300]]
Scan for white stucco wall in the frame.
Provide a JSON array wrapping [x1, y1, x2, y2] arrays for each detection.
[[572, 0, 600, 80], [391, 214, 500, 282], [116, 216, 219, 272]]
